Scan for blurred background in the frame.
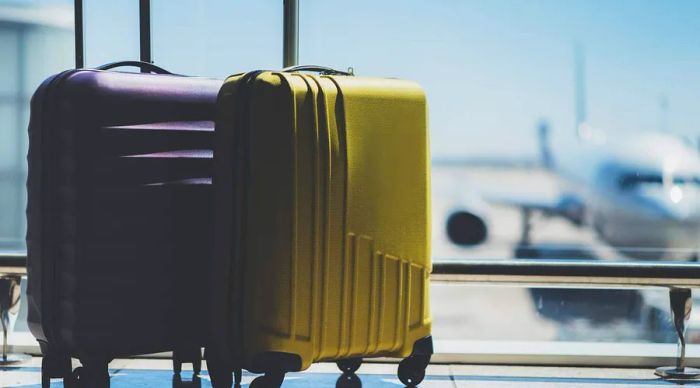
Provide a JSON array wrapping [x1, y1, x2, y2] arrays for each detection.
[[1, 0, 699, 354]]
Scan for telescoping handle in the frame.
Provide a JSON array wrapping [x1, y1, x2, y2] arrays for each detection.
[[74, 0, 154, 69], [74, 0, 84, 68], [96, 61, 171, 74], [282, 65, 354, 76]]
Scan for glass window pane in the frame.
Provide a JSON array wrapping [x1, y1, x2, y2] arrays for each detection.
[[0, 104, 17, 170], [0, 1, 74, 255], [152, 0, 283, 78], [432, 283, 682, 344], [0, 102, 22, 250], [24, 25, 74, 93], [84, 0, 139, 67], [0, 27, 19, 95], [19, 106, 28, 173], [301, 0, 700, 350], [301, 0, 700, 262], [0, 180, 23, 250]]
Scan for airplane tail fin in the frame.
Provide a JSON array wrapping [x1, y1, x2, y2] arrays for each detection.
[[572, 43, 607, 145], [538, 119, 555, 169], [574, 42, 587, 140]]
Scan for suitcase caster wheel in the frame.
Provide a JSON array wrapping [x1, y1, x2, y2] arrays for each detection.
[[41, 353, 73, 388], [70, 367, 84, 388], [250, 372, 284, 388], [336, 372, 362, 388], [193, 357, 202, 376], [173, 347, 202, 375], [43, 374, 75, 388], [61, 375, 76, 388], [208, 369, 233, 388], [173, 374, 201, 387], [204, 351, 232, 388], [398, 356, 428, 387], [336, 358, 362, 374], [72, 364, 110, 388]]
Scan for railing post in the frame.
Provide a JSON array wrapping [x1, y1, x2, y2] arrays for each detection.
[[655, 288, 700, 380]]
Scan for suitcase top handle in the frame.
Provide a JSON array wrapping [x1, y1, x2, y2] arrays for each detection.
[[282, 65, 354, 76], [95, 61, 172, 75]]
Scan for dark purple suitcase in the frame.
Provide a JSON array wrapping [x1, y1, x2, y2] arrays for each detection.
[[26, 62, 222, 387]]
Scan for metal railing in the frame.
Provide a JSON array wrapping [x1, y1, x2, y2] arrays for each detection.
[[9, 252, 700, 288], [432, 259, 700, 288], [0, 253, 27, 271]]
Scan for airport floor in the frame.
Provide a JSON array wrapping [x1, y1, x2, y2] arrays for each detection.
[[0, 358, 697, 387]]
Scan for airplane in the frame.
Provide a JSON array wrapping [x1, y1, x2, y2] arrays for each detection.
[[440, 47, 700, 261]]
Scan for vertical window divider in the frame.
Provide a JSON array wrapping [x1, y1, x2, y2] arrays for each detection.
[[139, 0, 152, 68], [283, 0, 299, 67], [74, 0, 84, 68]]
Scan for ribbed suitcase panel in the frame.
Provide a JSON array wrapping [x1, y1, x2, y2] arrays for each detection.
[[236, 72, 431, 371], [245, 73, 295, 346], [27, 70, 221, 357], [69, 117, 215, 355]]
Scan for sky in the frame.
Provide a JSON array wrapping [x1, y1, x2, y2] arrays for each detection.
[[4, 0, 700, 159], [299, 0, 700, 158]]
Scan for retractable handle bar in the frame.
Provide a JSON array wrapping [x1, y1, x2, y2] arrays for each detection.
[[282, 65, 353, 76], [283, 0, 299, 67], [139, 0, 152, 67], [74, 0, 153, 69], [76, 0, 303, 69], [74, 0, 83, 68], [96, 61, 170, 74]]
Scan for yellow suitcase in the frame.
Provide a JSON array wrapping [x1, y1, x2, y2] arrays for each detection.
[[208, 66, 432, 387]]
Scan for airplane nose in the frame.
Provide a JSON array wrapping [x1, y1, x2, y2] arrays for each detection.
[[661, 187, 700, 222], [639, 186, 700, 223], [665, 205, 700, 223]]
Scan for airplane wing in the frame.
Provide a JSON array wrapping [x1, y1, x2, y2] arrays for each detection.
[[485, 192, 586, 226]]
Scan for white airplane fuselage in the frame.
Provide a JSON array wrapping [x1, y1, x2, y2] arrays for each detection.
[[558, 132, 700, 260]]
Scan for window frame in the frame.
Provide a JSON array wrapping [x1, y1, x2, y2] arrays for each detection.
[[4, 0, 698, 368]]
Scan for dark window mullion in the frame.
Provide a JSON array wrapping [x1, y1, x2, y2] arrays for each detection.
[[75, 0, 84, 68], [140, 0, 152, 65]]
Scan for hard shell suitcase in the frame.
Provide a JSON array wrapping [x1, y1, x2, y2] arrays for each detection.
[[208, 67, 433, 387], [26, 61, 222, 387]]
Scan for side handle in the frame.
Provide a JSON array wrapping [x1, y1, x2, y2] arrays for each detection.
[[282, 65, 354, 76], [95, 61, 172, 74]]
